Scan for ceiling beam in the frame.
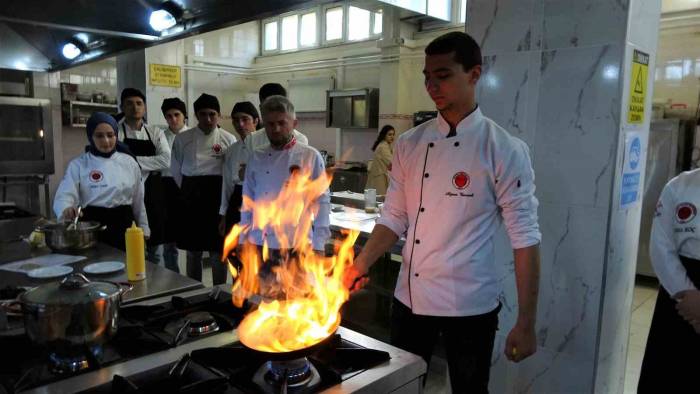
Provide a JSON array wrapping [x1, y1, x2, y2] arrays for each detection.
[[0, 16, 161, 41]]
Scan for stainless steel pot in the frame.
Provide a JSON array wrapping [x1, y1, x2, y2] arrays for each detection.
[[20, 273, 131, 349], [37, 221, 105, 252]]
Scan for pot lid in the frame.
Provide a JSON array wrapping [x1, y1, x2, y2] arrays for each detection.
[[21, 273, 121, 306]]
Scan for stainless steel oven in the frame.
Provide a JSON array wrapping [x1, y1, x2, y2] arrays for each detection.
[[0, 96, 54, 175]]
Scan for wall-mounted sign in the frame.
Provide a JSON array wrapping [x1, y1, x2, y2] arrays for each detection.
[[149, 64, 181, 88], [620, 131, 643, 209], [627, 50, 649, 125]]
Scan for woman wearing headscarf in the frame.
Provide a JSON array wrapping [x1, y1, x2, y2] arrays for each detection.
[[365, 124, 396, 195], [53, 112, 150, 250]]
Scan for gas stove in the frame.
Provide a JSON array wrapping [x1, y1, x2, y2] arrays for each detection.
[[2, 286, 426, 394]]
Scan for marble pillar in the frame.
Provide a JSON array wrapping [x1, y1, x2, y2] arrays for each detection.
[[466, 0, 662, 392]]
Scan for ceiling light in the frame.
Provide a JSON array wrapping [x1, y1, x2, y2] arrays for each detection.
[[62, 42, 82, 59], [149, 9, 176, 31], [149, 1, 184, 32]]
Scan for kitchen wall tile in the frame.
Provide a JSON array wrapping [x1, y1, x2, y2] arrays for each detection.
[[466, 0, 542, 55], [477, 51, 541, 148], [541, 0, 628, 50], [533, 44, 624, 208]]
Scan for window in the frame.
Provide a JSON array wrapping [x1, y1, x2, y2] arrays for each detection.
[[459, 0, 467, 23], [193, 39, 204, 57], [373, 10, 383, 35], [281, 15, 299, 50], [325, 7, 343, 41], [348, 6, 370, 41], [665, 60, 683, 80], [300, 12, 317, 47], [261, 3, 383, 55], [264, 21, 278, 51], [427, 0, 451, 21]]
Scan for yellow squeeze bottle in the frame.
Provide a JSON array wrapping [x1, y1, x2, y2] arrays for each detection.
[[125, 222, 146, 281]]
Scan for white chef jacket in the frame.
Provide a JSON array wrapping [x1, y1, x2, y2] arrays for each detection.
[[650, 169, 700, 296], [53, 152, 150, 236], [161, 125, 188, 178], [377, 107, 541, 317], [240, 141, 330, 251], [245, 128, 309, 150], [170, 126, 236, 186], [219, 140, 252, 215], [118, 120, 171, 178]]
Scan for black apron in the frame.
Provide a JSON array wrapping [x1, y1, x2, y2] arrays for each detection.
[[224, 184, 243, 233], [81, 205, 134, 251], [121, 124, 166, 246], [638, 255, 700, 393], [177, 175, 223, 252], [162, 176, 183, 244]]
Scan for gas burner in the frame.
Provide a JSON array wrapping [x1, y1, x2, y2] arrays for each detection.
[[185, 312, 219, 336], [264, 358, 313, 387], [49, 353, 89, 374], [48, 346, 102, 374]]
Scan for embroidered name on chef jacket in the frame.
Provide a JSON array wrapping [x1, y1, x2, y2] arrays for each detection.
[[446, 171, 474, 198], [674, 202, 697, 233]]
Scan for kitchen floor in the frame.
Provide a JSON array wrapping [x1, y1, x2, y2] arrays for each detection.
[[623, 278, 659, 394]]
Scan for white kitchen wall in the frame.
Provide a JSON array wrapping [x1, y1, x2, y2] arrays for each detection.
[[58, 58, 118, 102]]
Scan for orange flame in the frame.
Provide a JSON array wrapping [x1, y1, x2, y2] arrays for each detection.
[[223, 166, 359, 352]]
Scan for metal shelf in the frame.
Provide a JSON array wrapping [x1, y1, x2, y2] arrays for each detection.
[[69, 101, 118, 108]]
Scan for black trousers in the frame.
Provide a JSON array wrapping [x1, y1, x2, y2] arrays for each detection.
[[390, 298, 500, 394], [638, 255, 700, 393]]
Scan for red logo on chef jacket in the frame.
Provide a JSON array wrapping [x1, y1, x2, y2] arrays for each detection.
[[452, 172, 470, 190], [212, 144, 222, 154], [676, 203, 697, 224], [89, 170, 103, 183]]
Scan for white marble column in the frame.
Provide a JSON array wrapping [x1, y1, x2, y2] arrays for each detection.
[[466, 0, 662, 392]]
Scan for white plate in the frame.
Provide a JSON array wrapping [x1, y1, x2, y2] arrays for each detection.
[[83, 261, 125, 274], [27, 265, 74, 279]]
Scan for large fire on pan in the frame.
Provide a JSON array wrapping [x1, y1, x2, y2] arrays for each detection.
[[223, 166, 359, 353]]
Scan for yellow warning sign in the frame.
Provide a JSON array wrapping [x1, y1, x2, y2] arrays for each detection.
[[627, 50, 649, 124], [149, 64, 181, 88]]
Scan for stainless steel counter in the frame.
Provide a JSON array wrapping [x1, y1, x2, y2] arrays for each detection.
[[24, 286, 427, 394], [329, 204, 404, 255], [0, 242, 204, 305]]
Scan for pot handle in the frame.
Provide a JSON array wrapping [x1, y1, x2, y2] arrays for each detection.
[[60, 273, 91, 289], [117, 282, 134, 295]]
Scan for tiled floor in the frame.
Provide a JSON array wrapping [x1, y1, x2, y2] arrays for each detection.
[[623, 279, 659, 394]]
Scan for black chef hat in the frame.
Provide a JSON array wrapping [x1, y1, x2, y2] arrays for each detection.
[[161, 97, 187, 118], [193, 93, 220, 114], [231, 101, 259, 121], [120, 88, 146, 104]]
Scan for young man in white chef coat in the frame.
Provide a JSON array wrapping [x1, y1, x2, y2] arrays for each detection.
[[171, 93, 236, 285], [245, 83, 309, 149], [218, 101, 259, 238], [639, 169, 700, 392], [344, 32, 542, 392], [118, 88, 171, 265], [159, 97, 189, 273], [238, 95, 330, 295]]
